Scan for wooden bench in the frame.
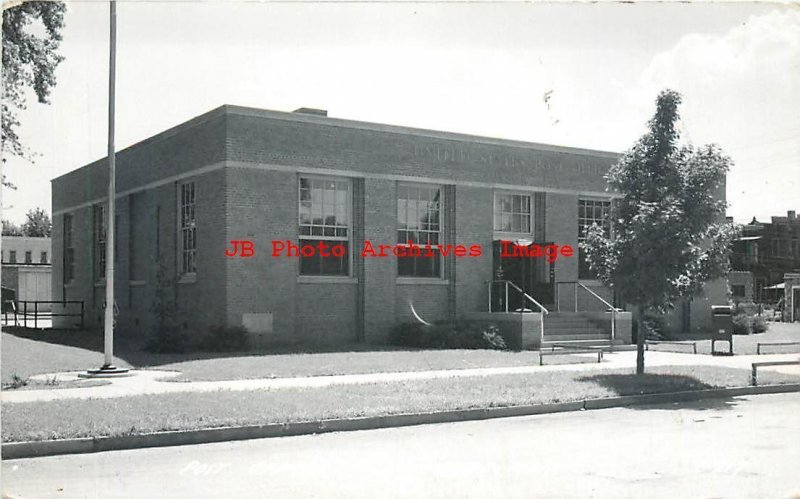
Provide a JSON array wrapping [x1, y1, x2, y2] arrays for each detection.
[[757, 342, 800, 355], [645, 340, 697, 354], [540, 344, 604, 366], [751, 360, 800, 386]]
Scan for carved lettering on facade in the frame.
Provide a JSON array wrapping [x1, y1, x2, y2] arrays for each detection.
[[412, 143, 570, 172]]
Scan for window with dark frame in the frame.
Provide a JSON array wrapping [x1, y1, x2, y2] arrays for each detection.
[[129, 195, 136, 280], [9, 251, 16, 263], [298, 177, 350, 276], [180, 182, 197, 275], [94, 204, 106, 280], [40, 251, 48, 264], [578, 199, 611, 279], [494, 193, 531, 233], [64, 213, 75, 282], [25, 251, 32, 264], [397, 184, 442, 278]]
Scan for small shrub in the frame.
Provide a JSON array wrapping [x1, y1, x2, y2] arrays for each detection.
[[481, 325, 508, 350], [145, 264, 188, 353], [732, 301, 758, 316], [633, 313, 667, 341], [197, 325, 250, 352], [732, 313, 752, 335], [145, 324, 189, 353], [5, 374, 29, 390], [751, 315, 769, 334], [388, 322, 426, 347], [388, 321, 507, 350]]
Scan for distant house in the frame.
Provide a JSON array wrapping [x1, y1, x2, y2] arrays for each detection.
[[730, 210, 800, 303], [1, 236, 53, 308]]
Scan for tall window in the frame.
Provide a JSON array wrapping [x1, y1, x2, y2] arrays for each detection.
[[578, 199, 611, 279], [40, 251, 47, 264], [494, 193, 531, 233], [397, 184, 442, 278], [25, 251, 32, 264], [94, 204, 106, 279], [299, 176, 350, 275], [9, 251, 16, 263], [180, 182, 197, 275], [64, 214, 75, 282]]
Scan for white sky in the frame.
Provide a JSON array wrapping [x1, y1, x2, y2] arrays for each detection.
[[3, 1, 798, 224]]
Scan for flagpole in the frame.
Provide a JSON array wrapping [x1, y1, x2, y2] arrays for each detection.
[[85, 0, 128, 377], [103, 0, 116, 369]]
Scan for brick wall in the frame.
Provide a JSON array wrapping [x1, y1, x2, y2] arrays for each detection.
[[51, 105, 633, 347], [53, 169, 228, 338], [224, 167, 298, 340], [454, 185, 493, 316], [362, 178, 397, 343], [52, 111, 227, 213], [224, 109, 615, 193]]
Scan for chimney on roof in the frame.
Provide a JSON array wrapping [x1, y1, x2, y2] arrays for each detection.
[[789, 210, 796, 220], [293, 107, 328, 117]]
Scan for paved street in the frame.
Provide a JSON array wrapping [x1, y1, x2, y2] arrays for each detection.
[[3, 392, 799, 499]]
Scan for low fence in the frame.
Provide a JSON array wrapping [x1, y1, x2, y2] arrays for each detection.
[[751, 360, 800, 386], [2, 300, 84, 329], [757, 342, 800, 355]]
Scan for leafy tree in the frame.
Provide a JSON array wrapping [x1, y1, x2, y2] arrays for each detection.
[[21, 207, 51, 237], [2, 1, 66, 181], [583, 89, 737, 374], [2, 219, 23, 236]]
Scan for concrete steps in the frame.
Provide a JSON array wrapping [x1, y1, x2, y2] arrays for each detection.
[[542, 312, 612, 344]]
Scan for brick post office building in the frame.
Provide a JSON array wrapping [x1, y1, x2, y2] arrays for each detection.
[[51, 105, 726, 348]]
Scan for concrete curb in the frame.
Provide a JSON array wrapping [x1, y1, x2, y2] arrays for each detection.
[[4, 383, 800, 460]]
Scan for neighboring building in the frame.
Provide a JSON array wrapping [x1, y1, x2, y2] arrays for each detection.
[[783, 273, 800, 322], [51, 105, 726, 345], [728, 270, 754, 303], [1, 236, 53, 307], [730, 210, 800, 303], [2, 236, 51, 265]]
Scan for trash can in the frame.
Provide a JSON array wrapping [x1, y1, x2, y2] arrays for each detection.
[[711, 305, 733, 355]]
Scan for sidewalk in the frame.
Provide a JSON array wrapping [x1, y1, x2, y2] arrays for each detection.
[[3, 350, 799, 404]]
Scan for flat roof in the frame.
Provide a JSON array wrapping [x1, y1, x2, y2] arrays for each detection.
[[53, 104, 620, 182]]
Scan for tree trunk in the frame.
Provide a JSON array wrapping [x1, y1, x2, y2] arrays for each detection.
[[636, 313, 645, 374]]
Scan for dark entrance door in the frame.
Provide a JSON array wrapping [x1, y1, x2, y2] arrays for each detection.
[[491, 241, 555, 312]]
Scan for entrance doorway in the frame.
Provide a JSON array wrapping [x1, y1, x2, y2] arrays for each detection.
[[490, 240, 555, 312]]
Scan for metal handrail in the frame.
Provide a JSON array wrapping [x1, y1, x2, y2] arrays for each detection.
[[556, 281, 618, 342], [488, 280, 548, 348], [576, 282, 615, 311], [504, 280, 550, 315], [15, 300, 84, 329]]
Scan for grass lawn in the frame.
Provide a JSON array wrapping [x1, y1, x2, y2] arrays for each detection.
[[2, 329, 597, 387], [3, 365, 799, 443], [1, 333, 131, 387], [647, 322, 800, 355], [156, 349, 552, 382]]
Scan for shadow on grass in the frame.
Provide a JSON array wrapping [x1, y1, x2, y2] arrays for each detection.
[[577, 373, 739, 411], [5, 327, 105, 352]]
